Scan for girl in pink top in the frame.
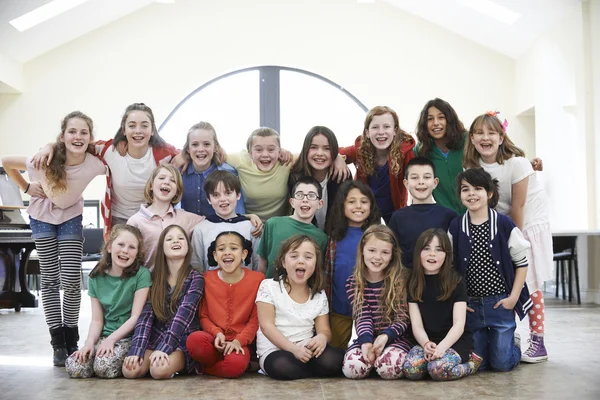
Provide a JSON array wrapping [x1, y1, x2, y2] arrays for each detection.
[[2, 111, 107, 367], [127, 165, 205, 270]]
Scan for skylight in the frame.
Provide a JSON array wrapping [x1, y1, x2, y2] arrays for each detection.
[[9, 0, 92, 32], [457, 0, 521, 25]]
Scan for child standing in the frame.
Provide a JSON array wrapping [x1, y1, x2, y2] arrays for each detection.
[[342, 225, 412, 380], [258, 176, 327, 278], [127, 165, 205, 269], [336, 106, 415, 223], [2, 111, 107, 366], [288, 126, 351, 230], [448, 169, 531, 372], [324, 180, 381, 349], [123, 225, 204, 379], [256, 235, 344, 380], [186, 231, 264, 378], [179, 121, 246, 217], [388, 157, 457, 269], [65, 225, 151, 378], [402, 229, 481, 381], [464, 112, 552, 363], [190, 170, 261, 272]]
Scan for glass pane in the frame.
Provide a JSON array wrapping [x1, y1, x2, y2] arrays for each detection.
[[159, 70, 260, 152], [279, 70, 366, 158]]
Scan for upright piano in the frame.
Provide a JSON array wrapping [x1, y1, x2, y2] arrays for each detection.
[[0, 168, 37, 311]]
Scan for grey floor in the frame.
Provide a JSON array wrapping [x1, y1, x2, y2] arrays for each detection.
[[1, 292, 599, 400]]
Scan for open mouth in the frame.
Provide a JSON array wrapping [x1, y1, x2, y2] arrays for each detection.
[[159, 186, 172, 195], [295, 267, 306, 279], [352, 210, 364, 217], [426, 258, 438, 264], [375, 137, 388, 144], [222, 256, 235, 266], [72, 142, 85, 147], [219, 203, 230, 209], [171, 244, 182, 250], [259, 159, 272, 167], [479, 143, 493, 150], [117, 255, 129, 262], [195, 153, 208, 160], [312, 158, 328, 165], [300, 206, 311, 213], [131, 135, 146, 142]]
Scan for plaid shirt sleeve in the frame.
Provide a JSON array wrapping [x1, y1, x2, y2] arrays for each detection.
[[128, 301, 155, 359], [324, 239, 336, 308], [155, 271, 204, 354]]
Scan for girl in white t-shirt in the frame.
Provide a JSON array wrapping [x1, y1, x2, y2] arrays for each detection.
[[464, 111, 552, 363], [255, 235, 344, 380], [2, 111, 107, 367]]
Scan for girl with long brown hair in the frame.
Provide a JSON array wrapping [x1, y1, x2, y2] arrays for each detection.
[[342, 225, 411, 380], [2, 111, 107, 367], [402, 229, 482, 381], [335, 106, 415, 223], [123, 225, 203, 380]]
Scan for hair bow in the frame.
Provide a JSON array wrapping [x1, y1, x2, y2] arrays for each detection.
[[485, 110, 508, 132]]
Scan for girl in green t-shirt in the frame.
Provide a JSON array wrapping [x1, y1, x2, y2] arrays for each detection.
[[65, 224, 152, 379]]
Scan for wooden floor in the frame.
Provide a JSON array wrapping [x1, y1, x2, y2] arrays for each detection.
[[1, 294, 599, 400]]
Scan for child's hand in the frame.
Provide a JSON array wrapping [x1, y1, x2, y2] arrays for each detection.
[[423, 341, 436, 361], [331, 154, 351, 183], [278, 148, 293, 166], [531, 157, 543, 171], [431, 343, 449, 360], [123, 355, 143, 370], [150, 350, 170, 367], [27, 182, 47, 198], [494, 296, 517, 311], [96, 338, 115, 357], [31, 143, 54, 168], [305, 334, 327, 358], [293, 344, 313, 363], [116, 141, 128, 157], [73, 343, 94, 363], [247, 214, 264, 237], [223, 340, 245, 356], [372, 334, 388, 359], [214, 333, 226, 352], [170, 152, 187, 170], [361, 343, 375, 364], [467, 306, 475, 313]]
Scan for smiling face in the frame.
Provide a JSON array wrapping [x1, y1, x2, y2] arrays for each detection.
[[208, 182, 240, 219], [420, 235, 446, 275], [344, 188, 371, 227], [187, 128, 216, 172], [363, 237, 393, 280], [460, 179, 492, 213], [404, 164, 438, 204], [213, 233, 247, 274], [60, 117, 92, 155], [426, 106, 447, 142], [163, 226, 189, 261], [250, 135, 279, 172], [307, 134, 332, 173], [124, 110, 153, 152], [290, 183, 323, 223], [151, 167, 178, 204], [471, 123, 503, 164], [282, 240, 317, 286], [108, 230, 140, 270], [367, 113, 396, 151]]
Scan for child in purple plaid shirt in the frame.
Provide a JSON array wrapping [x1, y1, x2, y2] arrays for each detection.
[[123, 225, 204, 379]]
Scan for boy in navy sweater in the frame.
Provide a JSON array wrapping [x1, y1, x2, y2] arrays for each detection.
[[388, 157, 457, 269], [448, 168, 531, 372]]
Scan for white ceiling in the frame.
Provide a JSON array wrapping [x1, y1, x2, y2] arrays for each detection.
[[0, 0, 583, 64], [381, 0, 582, 58]]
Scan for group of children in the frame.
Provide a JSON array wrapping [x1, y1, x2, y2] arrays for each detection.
[[0, 97, 552, 382]]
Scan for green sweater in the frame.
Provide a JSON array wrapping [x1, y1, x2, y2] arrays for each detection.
[[414, 143, 466, 215]]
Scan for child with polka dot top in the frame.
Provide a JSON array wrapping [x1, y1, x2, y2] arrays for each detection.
[[448, 169, 531, 372]]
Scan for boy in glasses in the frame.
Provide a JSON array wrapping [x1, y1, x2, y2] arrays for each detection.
[[258, 176, 327, 278]]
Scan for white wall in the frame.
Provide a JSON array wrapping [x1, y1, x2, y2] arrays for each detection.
[[0, 0, 518, 202], [515, 3, 592, 231]]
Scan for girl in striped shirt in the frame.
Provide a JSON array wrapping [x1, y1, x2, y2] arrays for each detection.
[[342, 225, 411, 380]]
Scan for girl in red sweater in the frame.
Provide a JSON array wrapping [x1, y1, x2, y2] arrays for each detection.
[[186, 231, 264, 378]]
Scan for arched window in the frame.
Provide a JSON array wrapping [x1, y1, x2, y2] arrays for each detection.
[[159, 66, 368, 153]]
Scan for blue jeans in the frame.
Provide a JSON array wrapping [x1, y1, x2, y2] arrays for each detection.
[[467, 294, 520, 372], [29, 215, 83, 241]]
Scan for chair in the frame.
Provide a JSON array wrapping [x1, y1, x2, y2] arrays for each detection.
[[553, 236, 580, 304], [81, 228, 104, 290]]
